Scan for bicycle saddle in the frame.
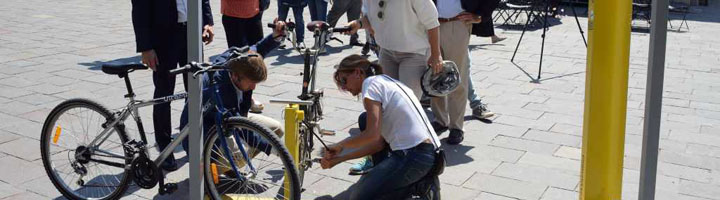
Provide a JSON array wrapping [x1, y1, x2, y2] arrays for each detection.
[[306, 21, 329, 32], [101, 63, 148, 75]]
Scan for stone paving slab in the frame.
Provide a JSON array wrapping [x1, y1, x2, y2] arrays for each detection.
[[1, 0, 720, 199]]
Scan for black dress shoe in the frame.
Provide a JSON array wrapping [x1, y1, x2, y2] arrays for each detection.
[[349, 40, 364, 47], [447, 129, 464, 145], [431, 121, 448, 135], [161, 157, 179, 172]]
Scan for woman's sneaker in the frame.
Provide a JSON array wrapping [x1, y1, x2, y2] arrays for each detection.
[[348, 157, 373, 175]]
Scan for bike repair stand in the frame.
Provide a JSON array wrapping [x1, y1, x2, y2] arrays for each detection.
[[510, 0, 587, 83], [284, 104, 303, 197]]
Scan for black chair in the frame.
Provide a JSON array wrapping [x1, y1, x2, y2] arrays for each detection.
[[502, 0, 546, 27], [668, 1, 690, 31], [494, 0, 514, 23], [632, 0, 652, 26]]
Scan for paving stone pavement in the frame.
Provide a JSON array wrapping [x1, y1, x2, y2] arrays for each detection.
[[1, 0, 719, 199]]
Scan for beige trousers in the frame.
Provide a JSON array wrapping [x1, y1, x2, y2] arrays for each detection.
[[379, 48, 429, 100], [431, 21, 471, 130]]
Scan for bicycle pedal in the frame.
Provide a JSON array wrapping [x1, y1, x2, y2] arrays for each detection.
[[159, 183, 178, 195], [320, 129, 335, 136]]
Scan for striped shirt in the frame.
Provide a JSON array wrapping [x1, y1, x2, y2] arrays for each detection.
[[222, 0, 259, 18]]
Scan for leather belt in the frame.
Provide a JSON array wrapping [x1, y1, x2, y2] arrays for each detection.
[[438, 17, 460, 23]]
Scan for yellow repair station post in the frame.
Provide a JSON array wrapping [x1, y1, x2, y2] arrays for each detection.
[[284, 104, 303, 198], [580, 0, 632, 199]]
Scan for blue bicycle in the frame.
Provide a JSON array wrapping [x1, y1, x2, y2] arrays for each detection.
[[40, 48, 300, 200]]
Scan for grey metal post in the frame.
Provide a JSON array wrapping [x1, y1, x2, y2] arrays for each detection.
[[639, 0, 668, 198], [187, 0, 204, 199]]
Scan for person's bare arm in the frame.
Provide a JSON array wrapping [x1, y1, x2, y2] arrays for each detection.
[[427, 27, 442, 74], [321, 98, 385, 169]]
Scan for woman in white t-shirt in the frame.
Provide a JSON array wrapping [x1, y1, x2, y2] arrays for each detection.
[[320, 55, 442, 199]]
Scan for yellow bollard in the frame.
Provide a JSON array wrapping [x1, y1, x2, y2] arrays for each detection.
[[580, 0, 632, 199], [283, 104, 303, 198]]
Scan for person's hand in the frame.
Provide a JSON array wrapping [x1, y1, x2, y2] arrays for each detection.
[[457, 12, 482, 24], [320, 157, 341, 169], [141, 49, 159, 71], [346, 20, 362, 35], [320, 144, 343, 169], [428, 54, 443, 74], [271, 18, 286, 38], [367, 26, 375, 36], [322, 144, 343, 160], [202, 25, 214, 45]]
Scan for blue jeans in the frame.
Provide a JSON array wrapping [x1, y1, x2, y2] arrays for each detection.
[[466, 49, 482, 109], [354, 112, 436, 199], [308, 0, 327, 21], [278, 5, 305, 43], [351, 143, 436, 200]]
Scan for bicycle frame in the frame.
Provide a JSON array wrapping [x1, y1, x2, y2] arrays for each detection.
[[82, 92, 188, 168], [85, 71, 257, 178]]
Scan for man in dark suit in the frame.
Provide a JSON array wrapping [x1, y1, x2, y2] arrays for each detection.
[[131, 0, 214, 171]]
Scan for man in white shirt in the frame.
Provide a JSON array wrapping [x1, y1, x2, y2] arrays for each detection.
[[430, 0, 482, 145]]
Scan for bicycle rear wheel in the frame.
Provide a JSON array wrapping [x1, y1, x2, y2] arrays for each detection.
[[40, 98, 132, 200], [204, 116, 301, 200]]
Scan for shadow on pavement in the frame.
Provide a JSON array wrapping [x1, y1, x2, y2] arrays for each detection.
[[78, 56, 142, 71], [440, 142, 475, 167]]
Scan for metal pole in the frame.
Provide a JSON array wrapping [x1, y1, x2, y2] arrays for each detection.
[[538, 0, 550, 81], [579, 0, 632, 199], [187, 0, 204, 199], [570, 0, 588, 47], [639, 0, 668, 198]]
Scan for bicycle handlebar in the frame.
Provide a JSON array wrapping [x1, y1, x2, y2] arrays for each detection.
[[331, 26, 352, 33], [169, 62, 225, 77], [169, 64, 193, 75], [267, 22, 296, 30]]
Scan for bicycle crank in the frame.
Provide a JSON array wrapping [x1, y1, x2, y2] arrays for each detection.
[[130, 153, 158, 189]]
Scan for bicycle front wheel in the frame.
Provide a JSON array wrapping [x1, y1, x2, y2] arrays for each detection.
[[204, 116, 301, 200], [40, 98, 132, 200]]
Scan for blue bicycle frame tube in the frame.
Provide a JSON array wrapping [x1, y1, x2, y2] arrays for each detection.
[[209, 80, 257, 179]]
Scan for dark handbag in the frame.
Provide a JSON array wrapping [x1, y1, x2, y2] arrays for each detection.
[[430, 149, 446, 176]]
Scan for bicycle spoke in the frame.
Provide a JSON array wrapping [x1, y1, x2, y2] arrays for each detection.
[[43, 101, 130, 199]]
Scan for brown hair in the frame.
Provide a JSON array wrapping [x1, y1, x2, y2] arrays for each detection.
[[333, 54, 383, 89], [227, 54, 268, 82]]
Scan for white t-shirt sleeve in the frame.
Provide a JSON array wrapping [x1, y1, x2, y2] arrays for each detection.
[[362, 78, 383, 103], [411, 0, 440, 30]]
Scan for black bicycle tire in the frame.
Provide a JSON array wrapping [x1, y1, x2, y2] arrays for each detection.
[[203, 116, 301, 200], [40, 98, 132, 200]]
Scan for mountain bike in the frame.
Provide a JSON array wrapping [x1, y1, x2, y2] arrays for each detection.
[[40, 48, 301, 200], [269, 21, 350, 186]]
